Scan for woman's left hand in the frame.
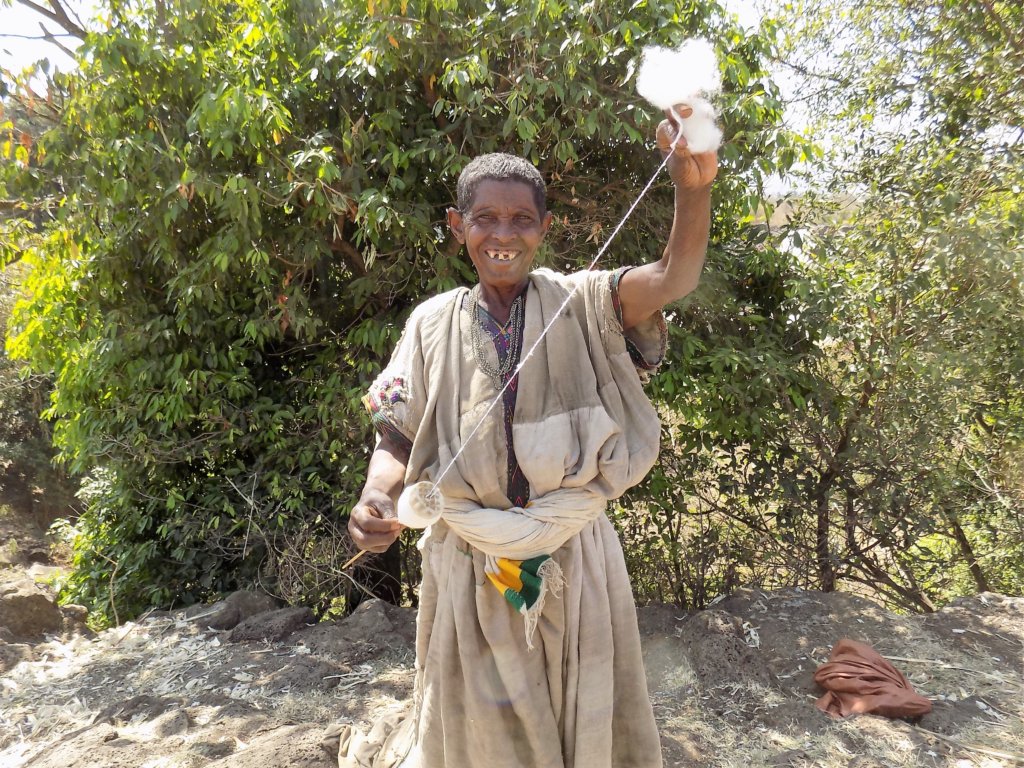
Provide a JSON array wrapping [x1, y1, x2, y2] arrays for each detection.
[[655, 104, 719, 191]]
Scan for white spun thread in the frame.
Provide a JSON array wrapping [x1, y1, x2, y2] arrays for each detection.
[[398, 481, 444, 528]]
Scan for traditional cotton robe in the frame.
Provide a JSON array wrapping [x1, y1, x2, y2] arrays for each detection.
[[351, 267, 666, 768]]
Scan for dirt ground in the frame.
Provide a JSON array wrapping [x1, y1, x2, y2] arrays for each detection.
[[1, 507, 1022, 768]]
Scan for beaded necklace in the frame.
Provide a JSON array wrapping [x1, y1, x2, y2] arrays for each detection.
[[467, 284, 525, 389]]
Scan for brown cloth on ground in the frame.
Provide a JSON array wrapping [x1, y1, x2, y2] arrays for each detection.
[[814, 638, 932, 719]]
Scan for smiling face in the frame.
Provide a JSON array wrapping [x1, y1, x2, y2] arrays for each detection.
[[447, 179, 553, 299]]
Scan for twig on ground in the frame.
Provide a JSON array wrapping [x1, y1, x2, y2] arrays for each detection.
[[884, 655, 1014, 682], [113, 608, 158, 647], [915, 726, 1024, 764], [183, 607, 223, 624]]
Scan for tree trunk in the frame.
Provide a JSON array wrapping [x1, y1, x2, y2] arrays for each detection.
[[948, 514, 990, 593], [343, 543, 402, 614], [816, 491, 836, 592]]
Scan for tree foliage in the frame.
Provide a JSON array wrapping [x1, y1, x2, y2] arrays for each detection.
[[616, 0, 1023, 612], [2, 0, 801, 621], [747, 0, 1023, 608]]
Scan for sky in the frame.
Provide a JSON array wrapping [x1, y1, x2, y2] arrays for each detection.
[[0, 0, 93, 77], [723, 0, 764, 31]]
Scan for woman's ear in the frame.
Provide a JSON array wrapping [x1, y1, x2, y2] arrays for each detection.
[[447, 207, 466, 244]]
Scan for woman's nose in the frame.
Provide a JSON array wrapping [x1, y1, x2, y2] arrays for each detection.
[[492, 219, 516, 239]]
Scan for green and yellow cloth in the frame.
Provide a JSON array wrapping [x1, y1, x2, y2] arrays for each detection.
[[485, 555, 551, 613]]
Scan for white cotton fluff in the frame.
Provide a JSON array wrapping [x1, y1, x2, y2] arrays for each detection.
[[636, 38, 723, 154], [673, 97, 722, 154]]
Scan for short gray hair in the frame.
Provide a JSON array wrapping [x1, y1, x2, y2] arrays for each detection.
[[456, 153, 547, 214]]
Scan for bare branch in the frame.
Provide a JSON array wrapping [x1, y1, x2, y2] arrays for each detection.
[[14, 0, 85, 38], [0, 32, 78, 40], [38, 22, 76, 58], [45, 0, 86, 37], [56, 0, 87, 30], [769, 54, 850, 87]]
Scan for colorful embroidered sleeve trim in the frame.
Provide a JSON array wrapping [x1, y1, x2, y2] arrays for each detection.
[[362, 377, 414, 453], [609, 266, 667, 374]]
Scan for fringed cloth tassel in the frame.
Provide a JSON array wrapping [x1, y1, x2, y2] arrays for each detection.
[[485, 555, 564, 650]]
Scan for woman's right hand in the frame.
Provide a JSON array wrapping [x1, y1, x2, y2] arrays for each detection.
[[348, 487, 404, 553]]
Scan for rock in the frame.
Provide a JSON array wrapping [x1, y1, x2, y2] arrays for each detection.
[[94, 694, 186, 726], [27, 562, 63, 582], [338, 598, 417, 644], [0, 525, 49, 567], [290, 599, 416, 660], [0, 542, 22, 566], [61, 603, 89, 630], [345, 599, 395, 636], [0, 578, 63, 640], [62, 603, 88, 618], [24, 544, 52, 565], [186, 590, 280, 631], [228, 605, 314, 643], [152, 708, 191, 737], [674, 609, 773, 687], [0, 641, 33, 672]]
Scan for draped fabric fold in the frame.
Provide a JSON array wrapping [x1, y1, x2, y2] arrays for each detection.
[[442, 488, 607, 647], [442, 488, 607, 559]]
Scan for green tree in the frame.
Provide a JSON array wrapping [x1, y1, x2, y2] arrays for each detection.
[[619, 0, 1023, 613], [761, 0, 1024, 608], [0, 12, 82, 529], [2, 0, 800, 621], [0, 260, 79, 527]]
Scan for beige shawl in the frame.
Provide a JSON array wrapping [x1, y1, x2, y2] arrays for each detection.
[[342, 268, 665, 768]]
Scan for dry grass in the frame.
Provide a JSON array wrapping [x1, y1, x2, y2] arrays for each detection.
[[2, 589, 1021, 767]]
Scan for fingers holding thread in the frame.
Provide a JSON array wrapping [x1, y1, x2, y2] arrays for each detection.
[[656, 113, 689, 155], [665, 104, 694, 123]]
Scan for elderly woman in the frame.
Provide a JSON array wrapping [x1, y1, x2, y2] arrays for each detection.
[[346, 108, 716, 768]]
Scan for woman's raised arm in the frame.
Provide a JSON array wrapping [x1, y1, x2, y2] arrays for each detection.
[[618, 105, 718, 330]]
